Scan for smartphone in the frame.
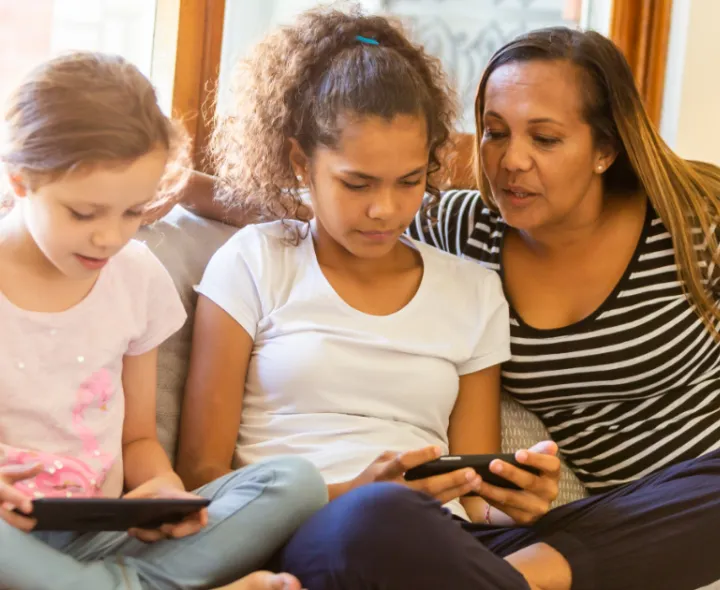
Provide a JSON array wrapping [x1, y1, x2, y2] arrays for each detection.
[[17, 497, 211, 532], [404, 453, 541, 492]]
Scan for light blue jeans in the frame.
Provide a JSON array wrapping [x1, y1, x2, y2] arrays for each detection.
[[0, 456, 328, 590]]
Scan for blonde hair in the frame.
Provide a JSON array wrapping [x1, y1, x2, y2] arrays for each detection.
[[474, 27, 720, 338], [1, 51, 190, 208]]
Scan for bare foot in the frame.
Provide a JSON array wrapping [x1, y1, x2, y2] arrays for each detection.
[[213, 571, 303, 590]]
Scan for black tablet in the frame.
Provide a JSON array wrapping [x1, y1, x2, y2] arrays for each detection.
[[21, 497, 211, 532]]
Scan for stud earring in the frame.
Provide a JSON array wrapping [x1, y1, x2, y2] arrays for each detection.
[[596, 165, 604, 173]]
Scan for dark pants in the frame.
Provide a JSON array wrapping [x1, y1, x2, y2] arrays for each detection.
[[277, 449, 720, 590]]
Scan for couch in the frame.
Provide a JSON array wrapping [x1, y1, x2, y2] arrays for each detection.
[[139, 203, 720, 590]]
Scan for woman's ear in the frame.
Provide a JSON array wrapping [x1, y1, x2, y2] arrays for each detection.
[[288, 138, 309, 183], [594, 143, 618, 175]]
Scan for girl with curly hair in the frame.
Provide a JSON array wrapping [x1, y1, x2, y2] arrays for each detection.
[[178, 5, 561, 589]]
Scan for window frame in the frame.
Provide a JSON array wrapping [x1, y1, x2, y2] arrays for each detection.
[[170, 0, 671, 178], [168, 0, 227, 173]]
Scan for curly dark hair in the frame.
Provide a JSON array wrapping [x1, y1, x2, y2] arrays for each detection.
[[209, 3, 457, 233]]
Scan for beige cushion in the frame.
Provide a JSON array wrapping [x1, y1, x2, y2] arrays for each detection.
[[137, 205, 237, 460], [500, 392, 587, 506]]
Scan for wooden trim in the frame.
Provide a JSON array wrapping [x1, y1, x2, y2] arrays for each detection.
[[610, 0, 673, 127], [171, 0, 226, 172]]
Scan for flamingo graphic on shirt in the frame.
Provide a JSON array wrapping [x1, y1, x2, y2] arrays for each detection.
[[1, 369, 116, 498]]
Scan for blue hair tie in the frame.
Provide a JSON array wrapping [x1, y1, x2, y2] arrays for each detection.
[[356, 35, 379, 46]]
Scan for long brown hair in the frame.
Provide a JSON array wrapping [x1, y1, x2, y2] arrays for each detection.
[[209, 4, 457, 238], [1, 52, 190, 207], [474, 27, 720, 337]]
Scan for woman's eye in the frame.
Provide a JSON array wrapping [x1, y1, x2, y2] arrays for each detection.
[[125, 209, 144, 218], [483, 129, 506, 140], [401, 180, 422, 187], [534, 135, 561, 146]]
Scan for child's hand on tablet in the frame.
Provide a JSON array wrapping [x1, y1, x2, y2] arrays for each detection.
[[124, 472, 209, 542], [0, 463, 42, 532]]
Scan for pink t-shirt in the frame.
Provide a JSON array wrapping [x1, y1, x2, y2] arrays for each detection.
[[0, 240, 186, 498]]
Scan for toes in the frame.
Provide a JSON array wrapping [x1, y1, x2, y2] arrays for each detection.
[[213, 571, 302, 590]]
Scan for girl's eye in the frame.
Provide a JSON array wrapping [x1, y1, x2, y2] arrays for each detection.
[[69, 209, 94, 221], [401, 180, 422, 187], [341, 180, 369, 191], [125, 210, 144, 218]]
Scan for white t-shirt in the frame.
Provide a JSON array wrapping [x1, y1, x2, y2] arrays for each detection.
[[196, 220, 510, 518]]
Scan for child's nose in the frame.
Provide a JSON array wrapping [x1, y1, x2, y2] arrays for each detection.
[[91, 223, 124, 250]]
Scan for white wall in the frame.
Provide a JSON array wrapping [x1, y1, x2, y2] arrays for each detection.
[[582, 0, 612, 35], [660, 0, 720, 164]]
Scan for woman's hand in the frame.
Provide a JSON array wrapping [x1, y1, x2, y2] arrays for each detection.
[[124, 472, 209, 542], [0, 463, 41, 532], [479, 440, 561, 525], [332, 446, 483, 504]]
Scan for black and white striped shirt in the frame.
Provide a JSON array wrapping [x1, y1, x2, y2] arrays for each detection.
[[409, 190, 720, 493]]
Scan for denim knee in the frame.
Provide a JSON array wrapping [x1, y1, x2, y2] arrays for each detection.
[[255, 455, 329, 519]]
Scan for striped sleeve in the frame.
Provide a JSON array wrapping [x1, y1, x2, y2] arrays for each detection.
[[407, 190, 484, 256]]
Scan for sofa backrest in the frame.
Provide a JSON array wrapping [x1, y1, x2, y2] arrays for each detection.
[[137, 205, 237, 459]]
